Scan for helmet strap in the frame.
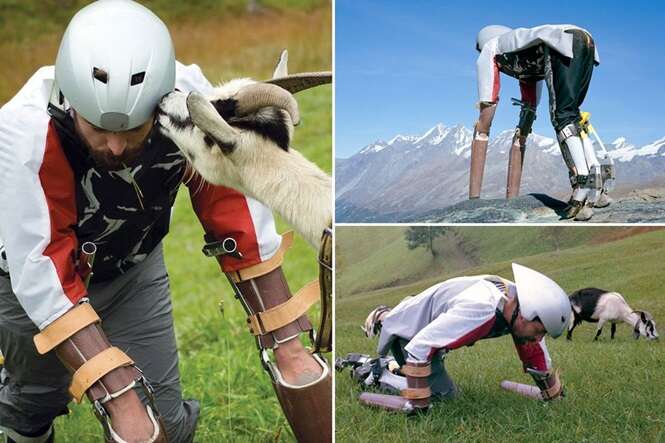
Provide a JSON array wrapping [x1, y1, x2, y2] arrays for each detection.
[[509, 298, 520, 331]]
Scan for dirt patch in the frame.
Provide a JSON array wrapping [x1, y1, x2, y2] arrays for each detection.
[[589, 226, 665, 245]]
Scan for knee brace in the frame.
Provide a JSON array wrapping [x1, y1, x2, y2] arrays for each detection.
[[358, 360, 432, 414], [557, 124, 592, 200], [207, 231, 332, 442], [33, 302, 166, 443], [579, 113, 616, 193]]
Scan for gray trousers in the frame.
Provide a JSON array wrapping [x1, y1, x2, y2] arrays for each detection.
[[0, 244, 198, 442], [390, 339, 458, 399]]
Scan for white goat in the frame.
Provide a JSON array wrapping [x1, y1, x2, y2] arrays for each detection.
[[156, 51, 331, 248], [567, 288, 659, 341]]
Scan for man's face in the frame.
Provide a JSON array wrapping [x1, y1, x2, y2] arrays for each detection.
[[73, 112, 154, 170], [512, 314, 547, 343]]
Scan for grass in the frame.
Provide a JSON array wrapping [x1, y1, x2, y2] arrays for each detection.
[[335, 228, 665, 443], [0, 3, 331, 441], [335, 226, 663, 299], [0, 1, 331, 104]]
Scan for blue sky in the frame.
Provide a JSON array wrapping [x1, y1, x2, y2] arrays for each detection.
[[336, 0, 665, 158]]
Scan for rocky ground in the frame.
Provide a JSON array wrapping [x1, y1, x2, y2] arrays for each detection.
[[401, 188, 665, 223]]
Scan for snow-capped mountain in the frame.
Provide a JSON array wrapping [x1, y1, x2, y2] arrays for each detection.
[[336, 124, 665, 222]]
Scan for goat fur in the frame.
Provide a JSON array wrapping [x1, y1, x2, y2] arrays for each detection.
[[568, 288, 658, 341], [156, 78, 331, 248]]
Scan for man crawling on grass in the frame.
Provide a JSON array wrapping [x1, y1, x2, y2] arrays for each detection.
[[348, 264, 570, 413]]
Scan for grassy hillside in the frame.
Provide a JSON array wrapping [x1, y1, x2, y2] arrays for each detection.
[[0, 3, 331, 441], [336, 226, 664, 298], [336, 228, 665, 442], [0, 1, 331, 104], [0, 0, 327, 42]]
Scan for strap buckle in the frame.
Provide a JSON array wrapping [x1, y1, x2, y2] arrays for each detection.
[[92, 370, 162, 443], [202, 235, 243, 260]]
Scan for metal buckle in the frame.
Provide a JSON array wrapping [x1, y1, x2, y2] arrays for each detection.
[[202, 235, 243, 259], [90, 367, 162, 443], [557, 123, 577, 143], [93, 399, 113, 442]]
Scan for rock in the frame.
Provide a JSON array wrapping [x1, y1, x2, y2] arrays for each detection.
[[400, 189, 665, 223]]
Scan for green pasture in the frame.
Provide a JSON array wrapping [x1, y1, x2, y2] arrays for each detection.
[[336, 226, 664, 298], [336, 228, 665, 443]]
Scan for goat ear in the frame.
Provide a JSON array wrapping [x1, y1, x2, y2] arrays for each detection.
[[640, 311, 648, 323], [272, 49, 288, 79]]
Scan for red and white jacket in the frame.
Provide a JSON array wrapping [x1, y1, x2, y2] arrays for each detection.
[[377, 276, 552, 373], [0, 63, 281, 330], [476, 24, 601, 105]]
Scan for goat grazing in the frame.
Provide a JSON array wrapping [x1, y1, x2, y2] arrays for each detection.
[[567, 288, 659, 341]]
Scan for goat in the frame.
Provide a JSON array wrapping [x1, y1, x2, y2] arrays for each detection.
[[157, 50, 331, 248], [567, 288, 659, 341]]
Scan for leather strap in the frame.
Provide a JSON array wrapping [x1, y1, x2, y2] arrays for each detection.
[[541, 369, 563, 401], [401, 387, 431, 400], [228, 231, 294, 283], [401, 364, 431, 378], [247, 279, 319, 336], [70, 347, 134, 403], [34, 303, 100, 354], [314, 227, 333, 353]]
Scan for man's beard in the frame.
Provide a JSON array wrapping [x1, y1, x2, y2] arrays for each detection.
[[81, 137, 148, 171], [512, 333, 538, 345]]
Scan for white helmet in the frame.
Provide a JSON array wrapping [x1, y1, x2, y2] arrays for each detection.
[[54, 0, 175, 131], [476, 25, 512, 52], [512, 263, 571, 338]]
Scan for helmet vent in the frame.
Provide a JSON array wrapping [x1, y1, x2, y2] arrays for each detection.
[[92, 67, 108, 84], [131, 72, 146, 86]]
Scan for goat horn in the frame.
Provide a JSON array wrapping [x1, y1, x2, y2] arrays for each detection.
[[234, 83, 300, 125], [187, 91, 238, 148], [266, 72, 333, 94]]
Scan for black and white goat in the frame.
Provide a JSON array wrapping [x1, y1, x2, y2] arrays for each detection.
[[567, 288, 659, 341], [157, 50, 331, 248]]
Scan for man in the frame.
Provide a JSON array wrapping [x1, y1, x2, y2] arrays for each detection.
[[469, 24, 611, 221], [359, 264, 570, 412], [0, 1, 330, 442]]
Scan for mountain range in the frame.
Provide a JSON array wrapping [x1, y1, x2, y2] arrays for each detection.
[[336, 124, 665, 222]]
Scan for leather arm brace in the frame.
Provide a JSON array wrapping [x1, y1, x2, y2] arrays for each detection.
[[34, 302, 138, 404], [400, 360, 431, 410], [227, 232, 318, 349], [476, 102, 497, 135], [527, 367, 564, 401], [514, 99, 536, 136], [34, 302, 166, 442]]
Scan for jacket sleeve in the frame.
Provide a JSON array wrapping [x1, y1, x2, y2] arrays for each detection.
[[476, 38, 501, 104], [186, 170, 281, 273], [512, 336, 552, 372], [404, 281, 499, 361], [0, 75, 86, 329]]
